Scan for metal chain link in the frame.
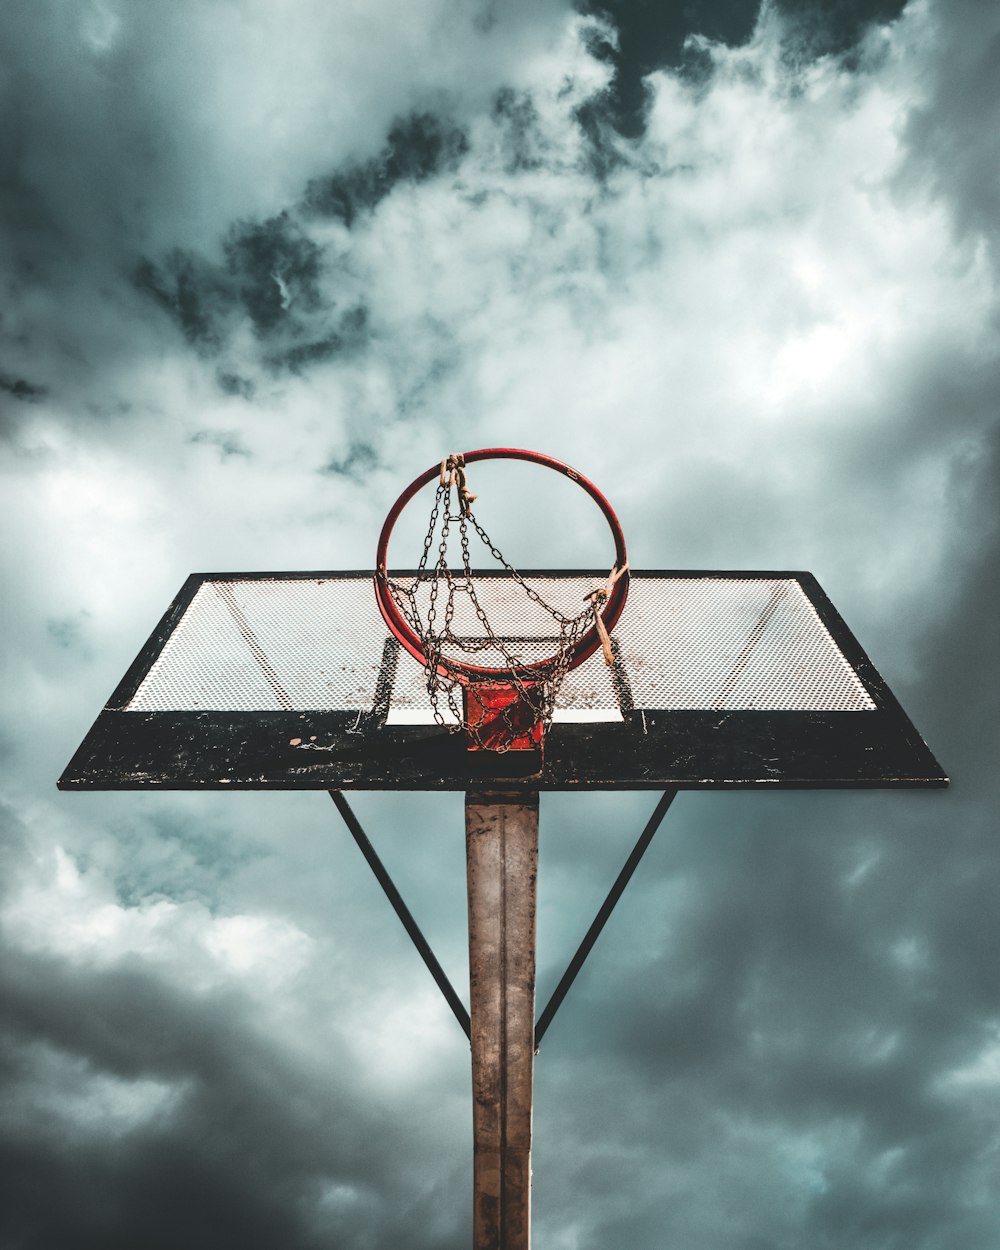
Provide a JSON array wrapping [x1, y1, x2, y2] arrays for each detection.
[[382, 475, 605, 750]]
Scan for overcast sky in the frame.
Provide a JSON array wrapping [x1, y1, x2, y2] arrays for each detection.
[[2, 0, 999, 1246]]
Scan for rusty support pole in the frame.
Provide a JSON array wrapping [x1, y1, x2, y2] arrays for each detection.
[[466, 790, 539, 1250]]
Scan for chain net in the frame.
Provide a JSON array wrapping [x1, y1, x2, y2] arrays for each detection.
[[378, 454, 623, 750]]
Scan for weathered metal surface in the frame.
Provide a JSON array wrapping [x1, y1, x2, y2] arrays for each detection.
[[58, 706, 947, 790], [57, 569, 949, 792], [466, 792, 538, 1250]]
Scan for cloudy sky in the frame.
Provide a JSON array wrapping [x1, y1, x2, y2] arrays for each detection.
[[2, 0, 998, 1245]]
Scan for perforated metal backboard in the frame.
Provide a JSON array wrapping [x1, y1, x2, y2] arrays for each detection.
[[59, 570, 946, 790]]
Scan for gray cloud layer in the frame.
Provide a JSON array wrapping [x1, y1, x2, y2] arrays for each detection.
[[3, 1, 1000, 1246]]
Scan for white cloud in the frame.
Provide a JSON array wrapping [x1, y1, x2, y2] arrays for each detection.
[[6, 0, 993, 618], [2, 0, 573, 255], [3, 843, 313, 999], [6, 1043, 184, 1139], [940, 1029, 1000, 1089]]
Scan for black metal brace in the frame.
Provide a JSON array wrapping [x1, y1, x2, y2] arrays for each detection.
[[330, 788, 678, 1052], [329, 791, 472, 1040], [533, 789, 677, 1049]]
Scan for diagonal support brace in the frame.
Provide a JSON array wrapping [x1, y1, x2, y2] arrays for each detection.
[[534, 789, 678, 1050], [330, 790, 471, 1040]]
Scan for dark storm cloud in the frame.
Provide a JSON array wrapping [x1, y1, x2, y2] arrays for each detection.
[[572, 94, 631, 181], [224, 214, 324, 334], [575, 0, 908, 134], [530, 373, 1000, 1247], [0, 791, 474, 1249], [303, 113, 470, 225], [105, 807, 263, 908], [133, 252, 230, 351], [189, 429, 252, 461], [321, 442, 379, 479], [215, 371, 256, 400], [0, 2, 559, 407], [592, 387, 1000, 1239], [45, 613, 92, 652], [128, 112, 475, 382], [266, 307, 370, 376], [575, 0, 759, 135], [897, 0, 1000, 251], [0, 371, 46, 442], [492, 89, 547, 173], [0, 944, 468, 1250], [772, 0, 909, 59], [133, 211, 368, 377], [0, 372, 46, 403], [130, 80, 645, 387], [533, 793, 999, 1246]]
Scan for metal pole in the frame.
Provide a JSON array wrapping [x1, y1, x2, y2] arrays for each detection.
[[466, 790, 538, 1250]]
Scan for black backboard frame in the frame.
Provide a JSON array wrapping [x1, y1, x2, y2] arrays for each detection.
[[58, 570, 947, 792]]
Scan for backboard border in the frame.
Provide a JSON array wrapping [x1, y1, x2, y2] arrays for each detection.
[[58, 569, 948, 792]]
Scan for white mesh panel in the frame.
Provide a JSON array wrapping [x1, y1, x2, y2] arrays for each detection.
[[125, 574, 875, 713]]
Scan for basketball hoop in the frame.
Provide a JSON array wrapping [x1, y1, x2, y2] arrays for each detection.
[[374, 448, 630, 751], [59, 440, 948, 1250]]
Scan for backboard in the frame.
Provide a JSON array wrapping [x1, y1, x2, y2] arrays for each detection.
[[59, 569, 946, 791]]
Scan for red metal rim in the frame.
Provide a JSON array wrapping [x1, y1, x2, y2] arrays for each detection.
[[374, 448, 629, 682]]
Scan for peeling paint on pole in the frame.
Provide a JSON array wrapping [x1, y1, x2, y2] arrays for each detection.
[[466, 791, 538, 1250]]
